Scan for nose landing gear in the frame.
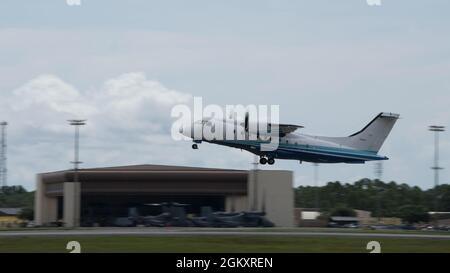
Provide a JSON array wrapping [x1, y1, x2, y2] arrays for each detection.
[[192, 144, 198, 149]]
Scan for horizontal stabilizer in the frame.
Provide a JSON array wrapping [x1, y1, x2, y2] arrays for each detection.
[[317, 112, 399, 153]]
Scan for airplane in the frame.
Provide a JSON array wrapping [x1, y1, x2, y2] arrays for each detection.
[[180, 112, 399, 165]]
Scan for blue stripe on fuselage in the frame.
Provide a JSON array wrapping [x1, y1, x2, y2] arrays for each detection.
[[208, 139, 385, 161]]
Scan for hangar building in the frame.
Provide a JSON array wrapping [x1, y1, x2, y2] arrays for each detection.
[[34, 165, 294, 227]]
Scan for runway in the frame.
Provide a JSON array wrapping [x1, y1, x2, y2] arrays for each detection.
[[1, 228, 450, 239]]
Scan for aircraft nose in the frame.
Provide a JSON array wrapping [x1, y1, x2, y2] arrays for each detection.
[[179, 123, 194, 139]]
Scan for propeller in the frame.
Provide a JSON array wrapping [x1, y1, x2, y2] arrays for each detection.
[[245, 111, 249, 132]]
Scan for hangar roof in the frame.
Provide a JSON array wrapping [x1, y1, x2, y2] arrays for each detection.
[[40, 164, 248, 182], [80, 164, 246, 172], [41, 164, 246, 175], [39, 165, 249, 196]]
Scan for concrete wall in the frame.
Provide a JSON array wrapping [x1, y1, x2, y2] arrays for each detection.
[[35, 175, 81, 227], [225, 195, 248, 212], [34, 174, 58, 226], [63, 182, 81, 227], [248, 170, 294, 227]]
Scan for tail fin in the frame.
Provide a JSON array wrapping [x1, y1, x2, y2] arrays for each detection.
[[346, 112, 399, 152]]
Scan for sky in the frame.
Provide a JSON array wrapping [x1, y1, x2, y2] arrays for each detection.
[[0, 0, 449, 190]]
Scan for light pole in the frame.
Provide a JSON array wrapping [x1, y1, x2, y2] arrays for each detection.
[[67, 119, 85, 227], [429, 125, 445, 211], [68, 120, 86, 183], [429, 126, 445, 188], [0, 121, 7, 189]]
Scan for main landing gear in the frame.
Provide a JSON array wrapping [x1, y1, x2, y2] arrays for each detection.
[[192, 143, 198, 149], [259, 156, 275, 165]]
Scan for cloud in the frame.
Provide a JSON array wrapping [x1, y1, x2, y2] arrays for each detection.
[[12, 74, 80, 111], [6, 72, 192, 132], [6, 74, 97, 134], [0, 72, 276, 190], [1, 72, 204, 189], [96, 72, 192, 132]]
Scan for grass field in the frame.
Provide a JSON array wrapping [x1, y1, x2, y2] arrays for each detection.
[[1, 235, 450, 253]]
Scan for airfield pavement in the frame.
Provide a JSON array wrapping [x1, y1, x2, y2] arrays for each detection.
[[1, 227, 450, 239]]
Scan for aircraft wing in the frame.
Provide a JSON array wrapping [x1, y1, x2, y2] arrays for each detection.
[[276, 124, 304, 136]]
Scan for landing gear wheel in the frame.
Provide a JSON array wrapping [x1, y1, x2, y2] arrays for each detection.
[[268, 158, 275, 165], [192, 144, 198, 149], [259, 157, 267, 165]]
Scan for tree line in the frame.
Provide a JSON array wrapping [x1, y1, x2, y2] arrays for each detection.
[[2, 180, 450, 223], [295, 178, 450, 223], [0, 186, 34, 220]]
